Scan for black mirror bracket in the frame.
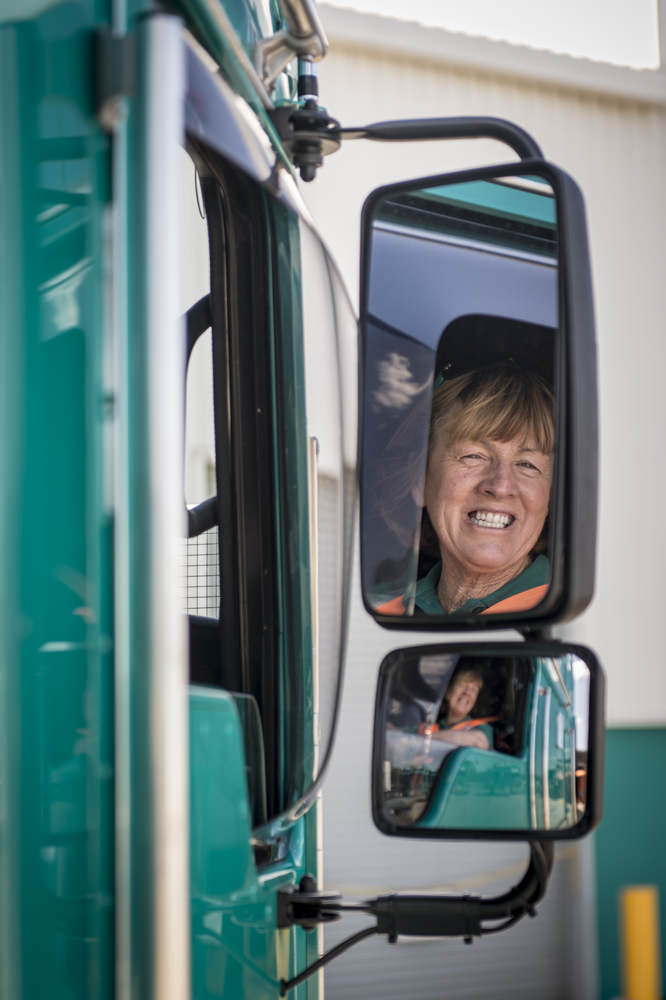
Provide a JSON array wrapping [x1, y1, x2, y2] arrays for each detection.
[[270, 103, 342, 182], [271, 107, 543, 182], [338, 117, 544, 161], [270, 58, 342, 182], [367, 840, 553, 941], [277, 874, 343, 930], [278, 843, 553, 995]]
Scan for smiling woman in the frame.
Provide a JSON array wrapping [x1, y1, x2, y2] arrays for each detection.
[[376, 363, 554, 616], [421, 363, 554, 614]]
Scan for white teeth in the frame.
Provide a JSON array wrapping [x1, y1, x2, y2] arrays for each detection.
[[470, 510, 513, 528]]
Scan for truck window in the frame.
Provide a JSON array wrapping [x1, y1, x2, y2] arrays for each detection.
[[182, 151, 217, 620], [179, 138, 278, 822], [179, 130, 353, 832]]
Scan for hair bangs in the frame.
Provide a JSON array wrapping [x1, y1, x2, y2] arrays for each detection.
[[431, 364, 554, 455]]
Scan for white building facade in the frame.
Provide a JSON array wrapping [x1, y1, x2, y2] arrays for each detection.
[[300, 6, 666, 997]]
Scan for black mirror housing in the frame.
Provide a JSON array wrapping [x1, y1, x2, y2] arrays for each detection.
[[372, 641, 605, 841], [359, 160, 598, 630]]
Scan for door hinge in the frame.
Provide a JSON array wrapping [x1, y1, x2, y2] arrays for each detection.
[[96, 28, 137, 133]]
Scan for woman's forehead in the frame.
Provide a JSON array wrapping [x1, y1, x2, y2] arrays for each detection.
[[452, 673, 482, 687]]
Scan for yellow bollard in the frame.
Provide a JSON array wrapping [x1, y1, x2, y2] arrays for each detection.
[[620, 885, 662, 1000]]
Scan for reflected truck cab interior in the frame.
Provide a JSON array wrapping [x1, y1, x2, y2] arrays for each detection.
[[373, 643, 604, 839], [360, 164, 597, 630]]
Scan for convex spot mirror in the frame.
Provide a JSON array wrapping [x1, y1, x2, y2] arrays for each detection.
[[372, 643, 604, 839], [359, 161, 597, 629]]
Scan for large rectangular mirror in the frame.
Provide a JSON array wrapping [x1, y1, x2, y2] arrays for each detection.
[[359, 162, 597, 628], [372, 643, 604, 839]]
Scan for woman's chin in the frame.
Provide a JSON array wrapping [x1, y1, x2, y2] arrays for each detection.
[[457, 549, 528, 579]]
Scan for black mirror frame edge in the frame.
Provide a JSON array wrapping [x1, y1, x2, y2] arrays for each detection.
[[358, 158, 598, 632], [371, 640, 605, 842]]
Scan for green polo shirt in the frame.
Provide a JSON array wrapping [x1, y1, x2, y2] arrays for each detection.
[[414, 555, 550, 615]]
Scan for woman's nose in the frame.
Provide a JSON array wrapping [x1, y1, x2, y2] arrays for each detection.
[[480, 459, 515, 496]]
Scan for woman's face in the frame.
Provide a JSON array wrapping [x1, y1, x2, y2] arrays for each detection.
[[424, 430, 552, 584], [446, 675, 482, 722]]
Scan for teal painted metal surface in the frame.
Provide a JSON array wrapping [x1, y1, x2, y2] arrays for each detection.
[[0, 3, 114, 998], [190, 688, 315, 999], [190, 689, 255, 899], [0, 2, 326, 997], [420, 747, 532, 829], [595, 728, 666, 1000], [423, 178, 557, 227]]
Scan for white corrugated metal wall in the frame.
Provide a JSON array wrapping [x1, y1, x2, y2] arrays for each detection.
[[300, 6, 666, 997]]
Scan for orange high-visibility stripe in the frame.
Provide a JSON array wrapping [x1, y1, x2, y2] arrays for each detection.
[[448, 715, 498, 731], [481, 584, 548, 615], [375, 583, 548, 616], [375, 594, 407, 615]]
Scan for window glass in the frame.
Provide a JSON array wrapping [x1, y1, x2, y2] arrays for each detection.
[[179, 148, 218, 620], [295, 221, 356, 798]]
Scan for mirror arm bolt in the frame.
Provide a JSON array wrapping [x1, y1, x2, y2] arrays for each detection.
[[269, 104, 342, 182], [270, 61, 341, 181], [277, 874, 343, 930]]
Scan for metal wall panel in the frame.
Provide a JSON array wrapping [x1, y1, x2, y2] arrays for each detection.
[[302, 9, 663, 996]]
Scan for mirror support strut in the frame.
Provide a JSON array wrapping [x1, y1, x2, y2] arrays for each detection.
[[278, 842, 553, 995], [367, 840, 553, 938], [270, 113, 543, 181], [338, 117, 543, 160]]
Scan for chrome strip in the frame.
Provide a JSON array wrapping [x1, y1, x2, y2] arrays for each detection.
[[569, 726, 578, 820], [281, 0, 328, 46], [308, 436, 320, 774], [256, 0, 328, 89], [528, 686, 541, 830], [307, 434, 326, 987], [541, 687, 552, 830], [548, 655, 572, 707], [112, 116, 132, 1000], [141, 16, 190, 999]]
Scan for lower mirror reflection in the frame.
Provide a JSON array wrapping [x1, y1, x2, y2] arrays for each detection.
[[377, 648, 590, 833]]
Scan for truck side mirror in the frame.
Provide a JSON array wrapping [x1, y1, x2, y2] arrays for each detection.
[[359, 161, 597, 629], [372, 643, 605, 839]]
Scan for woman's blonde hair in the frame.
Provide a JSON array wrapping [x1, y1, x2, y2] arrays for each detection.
[[430, 363, 555, 455]]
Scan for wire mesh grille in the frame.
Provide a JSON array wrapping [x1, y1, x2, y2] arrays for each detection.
[[182, 527, 219, 618]]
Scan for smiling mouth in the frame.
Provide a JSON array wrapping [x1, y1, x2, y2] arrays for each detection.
[[468, 510, 515, 529]]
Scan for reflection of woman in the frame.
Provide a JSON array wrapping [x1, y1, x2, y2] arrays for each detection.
[[378, 363, 554, 615], [427, 666, 493, 750]]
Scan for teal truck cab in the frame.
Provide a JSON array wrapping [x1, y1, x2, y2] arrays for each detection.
[[0, 1, 604, 998]]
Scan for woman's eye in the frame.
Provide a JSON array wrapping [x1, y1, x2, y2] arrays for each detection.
[[518, 460, 540, 473]]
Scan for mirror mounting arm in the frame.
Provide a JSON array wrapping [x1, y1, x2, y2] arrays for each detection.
[[338, 116, 543, 161], [278, 844, 553, 994], [368, 841, 553, 940], [270, 113, 542, 182]]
